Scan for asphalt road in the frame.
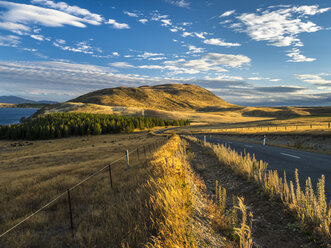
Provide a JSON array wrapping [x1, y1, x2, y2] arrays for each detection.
[[196, 135, 331, 201]]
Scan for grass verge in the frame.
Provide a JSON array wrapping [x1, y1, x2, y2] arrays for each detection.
[[185, 135, 331, 246]]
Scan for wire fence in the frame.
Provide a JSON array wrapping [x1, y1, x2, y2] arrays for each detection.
[[0, 138, 168, 240], [200, 122, 331, 134]]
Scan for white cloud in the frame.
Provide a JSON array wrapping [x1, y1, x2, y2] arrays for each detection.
[[160, 19, 172, 26], [0, 34, 20, 47], [53, 40, 96, 54], [138, 53, 250, 75], [31, 0, 104, 24], [247, 77, 263, 80], [169, 28, 178, 32], [194, 32, 208, 39], [295, 74, 331, 86], [109, 62, 134, 68], [203, 38, 241, 47], [182, 31, 193, 37], [166, 0, 190, 8], [2, 60, 322, 106], [30, 34, 45, 41], [186, 45, 204, 53], [138, 19, 148, 24], [0, 0, 102, 36], [56, 39, 66, 44], [22, 48, 38, 52], [148, 57, 166, 61], [203, 53, 250, 67], [137, 52, 165, 59], [246, 76, 281, 82], [123, 11, 138, 17], [236, 5, 329, 47], [219, 20, 232, 25], [0, 21, 30, 35], [286, 48, 316, 62], [151, 13, 168, 21], [138, 65, 163, 69], [0, 61, 153, 100], [112, 52, 119, 56], [106, 19, 130, 29], [292, 5, 330, 15], [220, 10, 235, 17]]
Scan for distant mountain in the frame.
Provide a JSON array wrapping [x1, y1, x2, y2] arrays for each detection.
[[0, 96, 57, 104]]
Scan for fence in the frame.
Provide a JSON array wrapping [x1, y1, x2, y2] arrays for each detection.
[[200, 122, 331, 134], [0, 138, 168, 241]]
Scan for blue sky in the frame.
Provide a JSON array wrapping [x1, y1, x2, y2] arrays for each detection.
[[0, 0, 330, 106]]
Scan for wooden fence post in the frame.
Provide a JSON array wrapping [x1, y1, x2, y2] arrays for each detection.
[[67, 189, 74, 235], [125, 150, 130, 171], [108, 165, 113, 189]]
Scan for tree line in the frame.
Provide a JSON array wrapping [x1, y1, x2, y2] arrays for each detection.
[[0, 113, 190, 140]]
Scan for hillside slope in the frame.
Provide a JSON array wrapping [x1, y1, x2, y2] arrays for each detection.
[[70, 84, 238, 111]]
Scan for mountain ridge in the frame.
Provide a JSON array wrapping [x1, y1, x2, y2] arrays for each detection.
[[0, 96, 57, 104]]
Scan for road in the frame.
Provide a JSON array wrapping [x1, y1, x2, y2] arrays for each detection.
[[196, 135, 331, 201]]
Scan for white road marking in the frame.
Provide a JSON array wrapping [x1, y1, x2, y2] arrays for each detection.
[[280, 153, 301, 159], [244, 145, 253, 148]]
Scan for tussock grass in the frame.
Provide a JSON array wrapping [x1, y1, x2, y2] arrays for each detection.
[[185, 135, 331, 244], [0, 134, 167, 247], [144, 135, 197, 247], [210, 180, 253, 248]]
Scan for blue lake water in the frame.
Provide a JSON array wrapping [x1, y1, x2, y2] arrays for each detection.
[[0, 108, 39, 125]]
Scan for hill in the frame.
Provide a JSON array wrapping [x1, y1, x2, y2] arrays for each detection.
[[70, 84, 238, 111], [0, 96, 57, 104], [34, 84, 331, 124]]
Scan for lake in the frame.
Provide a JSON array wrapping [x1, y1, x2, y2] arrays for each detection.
[[0, 108, 39, 125]]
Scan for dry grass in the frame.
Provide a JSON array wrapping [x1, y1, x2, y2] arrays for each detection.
[[0, 129, 258, 247], [0, 103, 15, 108], [0, 133, 167, 247], [71, 84, 237, 111], [185, 135, 331, 245], [183, 116, 331, 135], [208, 181, 253, 248]]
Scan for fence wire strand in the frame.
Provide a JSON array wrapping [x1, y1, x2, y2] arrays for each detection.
[[0, 147, 141, 238]]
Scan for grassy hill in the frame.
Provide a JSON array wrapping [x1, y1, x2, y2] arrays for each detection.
[[33, 83, 331, 124], [70, 84, 238, 111]]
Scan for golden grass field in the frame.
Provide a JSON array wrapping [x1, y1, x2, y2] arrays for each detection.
[[0, 133, 167, 247], [0, 132, 257, 247]]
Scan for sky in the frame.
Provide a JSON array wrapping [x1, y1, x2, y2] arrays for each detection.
[[0, 0, 330, 106]]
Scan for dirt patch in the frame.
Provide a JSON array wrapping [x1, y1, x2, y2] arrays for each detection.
[[187, 140, 318, 248]]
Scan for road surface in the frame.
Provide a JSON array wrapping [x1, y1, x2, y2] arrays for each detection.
[[197, 135, 331, 201]]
